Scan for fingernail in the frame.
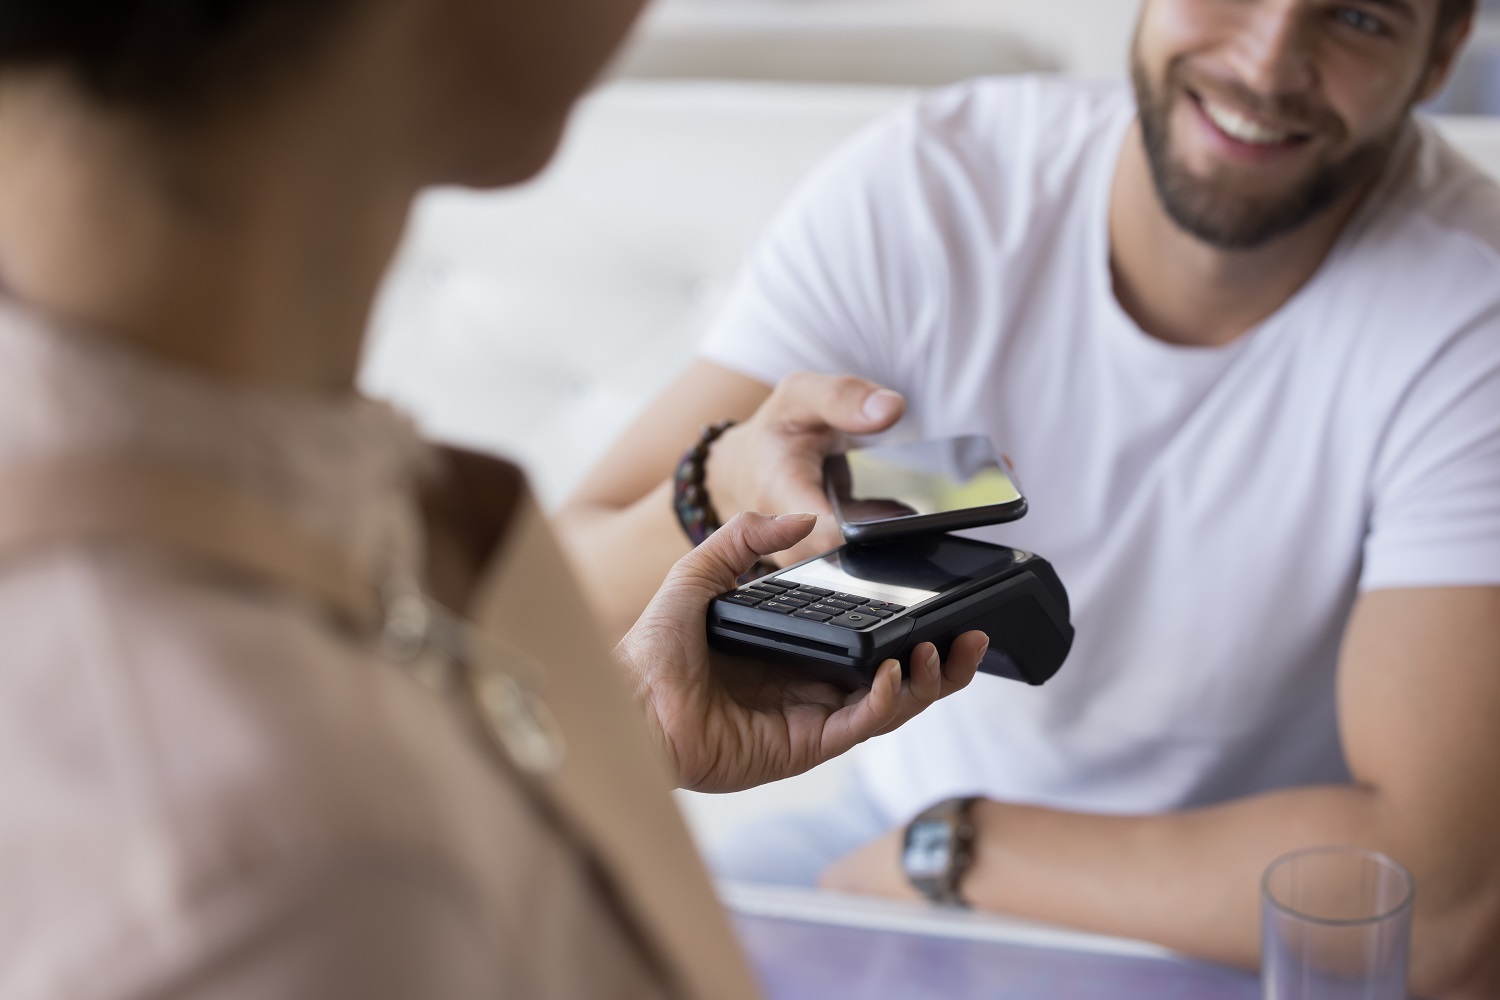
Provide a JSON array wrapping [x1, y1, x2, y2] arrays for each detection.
[[776, 512, 818, 523], [977, 638, 991, 660], [926, 646, 940, 672], [863, 389, 904, 422], [883, 659, 902, 693]]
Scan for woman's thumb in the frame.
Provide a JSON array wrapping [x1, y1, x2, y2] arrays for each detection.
[[683, 511, 818, 587]]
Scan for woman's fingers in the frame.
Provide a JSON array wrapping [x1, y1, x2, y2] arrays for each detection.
[[941, 630, 987, 694], [907, 642, 943, 705], [813, 659, 905, 760], [892, 633, 984, 714], [810, 632, 989, 760], [867, 633, 986, 738]]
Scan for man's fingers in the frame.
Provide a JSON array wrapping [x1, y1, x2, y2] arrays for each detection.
[[675, 511, 819, 588], [759, 476, 846, 564], [768, 372, 906, 436], [768, 525, 846, 568]]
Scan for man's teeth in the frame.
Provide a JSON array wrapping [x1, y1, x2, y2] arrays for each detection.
[[1200, 98, 1297, 146]]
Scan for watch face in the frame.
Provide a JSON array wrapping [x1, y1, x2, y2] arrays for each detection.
[[903, 821, 954, 880]]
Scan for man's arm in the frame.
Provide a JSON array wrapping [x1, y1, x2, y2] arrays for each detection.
[[554, 361, 772, 640], [555, 99, 931, 641], [823, 586, 1500, 999], [555, 362, 906, 640]]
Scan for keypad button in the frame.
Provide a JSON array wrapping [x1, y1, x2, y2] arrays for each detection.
[[722, 594, 764, 608], [808, 603, 846, 616], [823, 598, 858, 611], [754, 581, 792, 593], [779, 596, 811, 608], [867, 602, 906, 613], [858, 607, 893, 619], [835, 593, 876, 606], [789, 591, 829, 603], [793, 609, 833, 623], [758, 601, 801, 614], [794, 585, 834, 598], [828, 612, 880, 631]]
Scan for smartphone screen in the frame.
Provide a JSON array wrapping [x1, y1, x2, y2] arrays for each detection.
[[824, 435, 1025, 540], [776, 535, 1026, 609]]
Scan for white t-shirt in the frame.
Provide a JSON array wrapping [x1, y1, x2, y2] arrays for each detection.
[[700, 76, 1500, 824]]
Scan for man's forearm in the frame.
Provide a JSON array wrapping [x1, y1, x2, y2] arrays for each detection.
[[555, 479, 690, 642], [966, 787, 1496, 997]]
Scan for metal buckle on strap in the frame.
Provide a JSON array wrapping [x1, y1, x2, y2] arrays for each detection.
[[380, 579, 566, 777]]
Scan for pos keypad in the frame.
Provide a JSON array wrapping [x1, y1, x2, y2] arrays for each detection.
[[723, 581, 909, 631]]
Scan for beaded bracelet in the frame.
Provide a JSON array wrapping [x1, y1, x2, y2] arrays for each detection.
[[672, 420, 736, 547]]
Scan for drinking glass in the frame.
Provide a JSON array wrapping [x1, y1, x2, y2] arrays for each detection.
[[1262, 846, 1414, 1000]]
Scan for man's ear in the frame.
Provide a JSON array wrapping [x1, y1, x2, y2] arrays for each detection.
[[1417, 12, 1475, 104]]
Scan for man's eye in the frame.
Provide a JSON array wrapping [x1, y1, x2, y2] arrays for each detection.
[[1333, 7, 1386, 35]]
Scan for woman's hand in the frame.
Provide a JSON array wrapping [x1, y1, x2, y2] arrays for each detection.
[[616, 510, 987, 793]]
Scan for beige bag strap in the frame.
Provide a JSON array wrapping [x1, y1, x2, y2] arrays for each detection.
[[0, 457, 761, 1000]]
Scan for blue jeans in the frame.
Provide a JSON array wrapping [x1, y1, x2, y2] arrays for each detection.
[[707, 773, 892, 887]]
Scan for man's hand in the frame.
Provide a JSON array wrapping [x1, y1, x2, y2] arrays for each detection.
[[705, 373, 906, 566], [818, 826, 921, 903], [616, 510, 986, 793]]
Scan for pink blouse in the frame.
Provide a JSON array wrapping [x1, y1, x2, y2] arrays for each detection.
[[0, 303, 666, 999]]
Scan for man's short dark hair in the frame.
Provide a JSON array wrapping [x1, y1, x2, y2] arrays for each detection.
[[0, 0, 352, 116]]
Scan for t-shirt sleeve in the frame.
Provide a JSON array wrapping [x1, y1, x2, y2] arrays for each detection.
[[698, 102, 937, 394], [1361, 317, 1500, 590]]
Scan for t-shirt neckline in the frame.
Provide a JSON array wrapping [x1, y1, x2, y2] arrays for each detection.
[[1086, 91, 1364, 372]]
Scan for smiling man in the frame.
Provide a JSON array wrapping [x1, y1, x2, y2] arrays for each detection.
[[558, 1, 1500, 993]]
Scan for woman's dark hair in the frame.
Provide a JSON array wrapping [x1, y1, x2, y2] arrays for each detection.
[[0, 0, 352, 115], [1441, 0, 1479, 34]]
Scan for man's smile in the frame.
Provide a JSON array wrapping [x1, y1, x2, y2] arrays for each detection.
[[1188, 88, 1314, 151]]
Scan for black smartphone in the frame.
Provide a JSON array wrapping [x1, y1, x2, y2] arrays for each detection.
[[824, 435, 1027, 543], [707, 534, 1072, 691]]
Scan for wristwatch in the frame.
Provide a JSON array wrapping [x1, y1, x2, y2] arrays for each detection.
[[901, 796, 980, 906]]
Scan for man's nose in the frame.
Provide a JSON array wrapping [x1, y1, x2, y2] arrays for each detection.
[[1225, 2, 1317, 99]]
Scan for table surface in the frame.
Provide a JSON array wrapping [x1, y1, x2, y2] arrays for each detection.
[[724, 883, 1260, 1000]]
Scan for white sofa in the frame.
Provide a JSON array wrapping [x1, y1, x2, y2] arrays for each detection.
[[616, 0, 1142, 83], [364, 81, 909, 510], [361, 80, 1500, 847], [614, 2, 1058, 86]]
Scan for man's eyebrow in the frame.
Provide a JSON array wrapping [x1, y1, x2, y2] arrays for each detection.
[[1350, 0, 1420, 25]]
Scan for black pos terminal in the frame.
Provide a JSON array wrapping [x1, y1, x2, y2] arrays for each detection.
[[706, 436, 1075, 690]]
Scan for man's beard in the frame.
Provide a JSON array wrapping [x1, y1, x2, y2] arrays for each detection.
[[1131, 53, 1401, 251]]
